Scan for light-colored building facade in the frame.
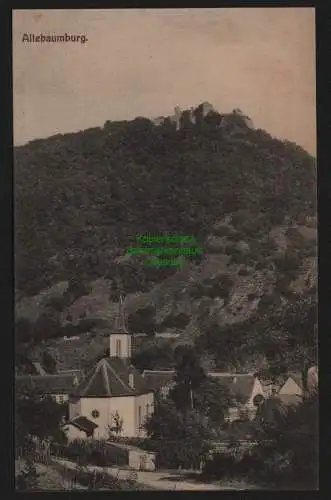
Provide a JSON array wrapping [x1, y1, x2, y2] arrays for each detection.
[[67, 296, 154, 441], [15, 373, 79, 404], [143, 369, 265, 423]]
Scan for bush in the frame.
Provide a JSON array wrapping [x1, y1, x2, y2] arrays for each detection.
[[16, 456, 39, 490], [51, 439, 129, 468], [202, 453, 236, 478]]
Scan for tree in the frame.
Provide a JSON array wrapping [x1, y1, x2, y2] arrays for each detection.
[[16, 456, 39, 490], [193, 377, 233, 429], [131, 340, 174, 371], [107, 410, 124, 438], [252, 392, 318, 488], [171, 345, 207, 411], [144, 399, 212, 469], [41, 351, 57, 374], [16, 390, 67, 446]]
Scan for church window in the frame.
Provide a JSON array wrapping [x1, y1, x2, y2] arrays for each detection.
[[116, 339, 122, 357], [91, 409, 100, 419]]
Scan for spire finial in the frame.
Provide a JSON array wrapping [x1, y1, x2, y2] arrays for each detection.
[[114, 291, 128, 333]]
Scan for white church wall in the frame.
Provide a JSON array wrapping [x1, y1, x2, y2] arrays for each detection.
[[110, 396, 136, 437], [135, 392, 154, 437], [80, 397, 112, 439]]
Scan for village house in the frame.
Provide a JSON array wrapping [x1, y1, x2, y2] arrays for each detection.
[[142, 370, 265, 422], [206, 372, 265, 421], [277, 367, 318, 406], [65, 296, 154, 441], [142, 370, 176, 399], [15, 373, 79, 404]]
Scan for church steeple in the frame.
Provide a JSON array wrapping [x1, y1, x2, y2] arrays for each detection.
[[114, 294, 128, 333], [110, 293, 132, 359]]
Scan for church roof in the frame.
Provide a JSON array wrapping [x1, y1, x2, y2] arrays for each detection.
[[71, 357, 151, 398]]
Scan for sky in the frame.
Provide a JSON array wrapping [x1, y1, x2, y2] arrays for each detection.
[[13, 8, 316, 155]]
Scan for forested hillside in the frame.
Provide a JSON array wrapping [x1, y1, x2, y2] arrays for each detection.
[[14, 104, 317, 378]]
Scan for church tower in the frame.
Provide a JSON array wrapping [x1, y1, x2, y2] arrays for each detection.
[[110, 294, 132, 359]]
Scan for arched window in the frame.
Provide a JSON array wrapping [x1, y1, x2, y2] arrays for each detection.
[[116, 339, 122, 357]]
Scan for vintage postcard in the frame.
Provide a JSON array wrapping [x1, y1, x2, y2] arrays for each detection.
[[13, 8, 317, 491]]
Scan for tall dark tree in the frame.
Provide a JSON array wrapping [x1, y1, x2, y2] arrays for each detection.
[[41, 351, 57, 374], [16, 389, 67, 446]]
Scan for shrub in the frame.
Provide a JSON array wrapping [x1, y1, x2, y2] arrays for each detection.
[[202, 453, 236, 478], [16, 456, 39, 490]]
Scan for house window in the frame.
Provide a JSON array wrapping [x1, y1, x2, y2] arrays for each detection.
[[129, 373, 134, 388], [146, 404, 150, 418], [116, 339, 122, 357], [58, 395, 65, 404], [91, 409, 100, 419]]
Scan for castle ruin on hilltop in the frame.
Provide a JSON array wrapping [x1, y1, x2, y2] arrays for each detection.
[[152, 101, 254, 131]]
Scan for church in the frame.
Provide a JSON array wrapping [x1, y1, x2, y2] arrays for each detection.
[[65, 297, 154, 441]]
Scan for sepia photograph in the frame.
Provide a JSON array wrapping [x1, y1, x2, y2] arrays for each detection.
[[13, 8, 317, 491]]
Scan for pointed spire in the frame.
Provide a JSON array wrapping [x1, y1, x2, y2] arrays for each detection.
[[114, 294, 128, 333]]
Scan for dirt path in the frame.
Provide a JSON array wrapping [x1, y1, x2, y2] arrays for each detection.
[[53, 458, 253, 490]]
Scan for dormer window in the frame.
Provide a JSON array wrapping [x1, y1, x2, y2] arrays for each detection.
[[129, 373, 134, 389]]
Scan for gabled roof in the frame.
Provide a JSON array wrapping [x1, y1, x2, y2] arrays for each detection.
[[284, 372, 305, 391], [16, 374, 77, 395], [142, 370, 176, 391], [67, 416, 98, 434], [71, 357, 151, 398], [208, 373, 257, 403], [141, 370, 257, 403]]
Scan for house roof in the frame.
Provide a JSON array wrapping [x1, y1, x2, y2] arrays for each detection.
[[67, 416, 98, 434], [208, 373, 256, 403], [142, 370, 176, 391], [288, 372, 305, 391], [16, 374, 77, 395], [142, 370, 257, 403], [71, 357, 151, 398], [280, 372, 305, 392]]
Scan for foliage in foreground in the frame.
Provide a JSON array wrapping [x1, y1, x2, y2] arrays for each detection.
[[203, 392, 318, 489], [16, 456, 39, 490]]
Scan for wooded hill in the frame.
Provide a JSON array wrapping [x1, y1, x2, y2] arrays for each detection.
[[14, 104, 317, 378]]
